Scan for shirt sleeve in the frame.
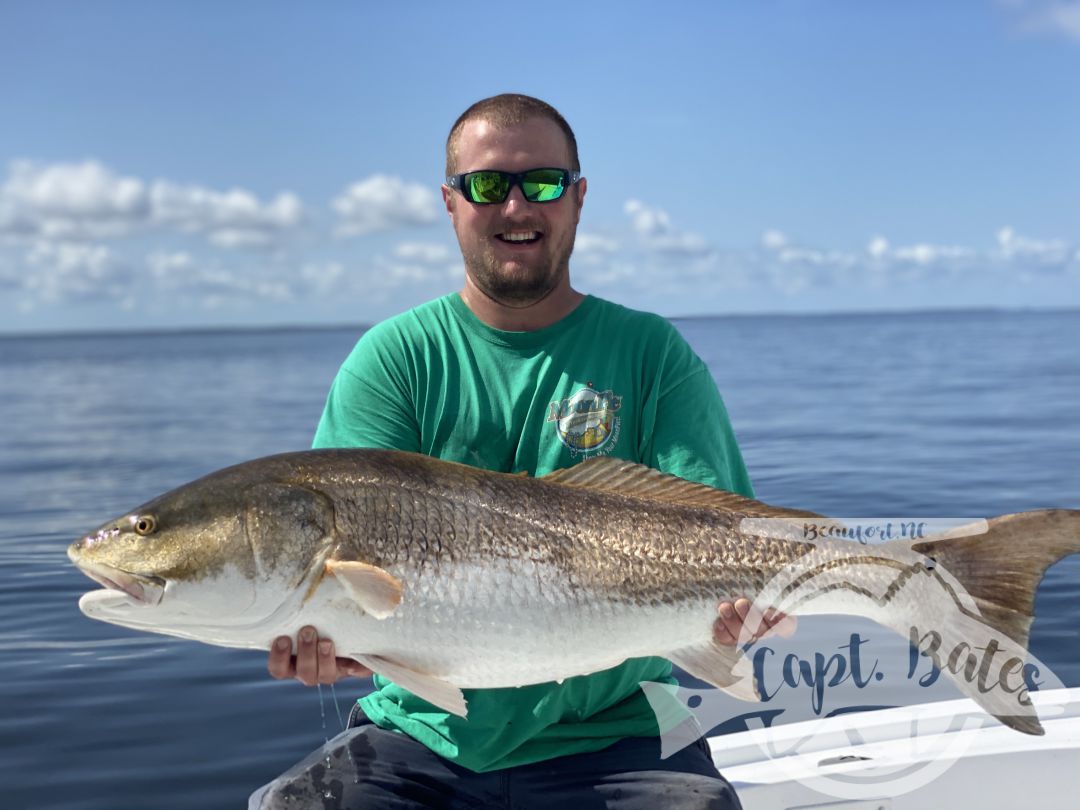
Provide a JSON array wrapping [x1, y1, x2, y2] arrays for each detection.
[[647, 367, 754, 497], [311, 330, 421, 452], [638, 323, 754, 498]]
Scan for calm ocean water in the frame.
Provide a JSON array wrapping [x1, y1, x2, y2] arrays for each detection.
[[1, 309, 1077, 809]]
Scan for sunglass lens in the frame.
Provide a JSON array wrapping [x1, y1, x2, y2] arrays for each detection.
[[521, 169, 566, 202], [467, 171, 510, 203]]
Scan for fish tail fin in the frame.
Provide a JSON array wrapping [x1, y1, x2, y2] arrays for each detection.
[[906, 508, 1080, 734], [912, 509, 1080, 652]]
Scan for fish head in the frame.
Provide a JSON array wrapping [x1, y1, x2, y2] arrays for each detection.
[[68, 460, 337, 637], [68, 474, 261, 629]]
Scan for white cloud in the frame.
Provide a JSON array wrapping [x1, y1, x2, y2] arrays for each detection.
[[867, 236, 890, 259], [572, 232, 620, 269], [144, 251, 294, 306], [624, 199, 673, 238], [861, 235, 978, 273], [624, 199, 710, 256], [1, 160, 149, 239], [997, 225, 1067, 257], [575, 232, 620, 255], [150, 182, 304, 248], [995, 225, 1073, 271], [19, 161, 146, 217], [1049, 2, 1080, 37], [761, 230, 790, 251], [1000, 0, 1080, 40], [393, 242, 451, 263], [367, 248, 462, 289], [745, 229, 1037, 296], [577, 223, 1077, 303], [332, 175, 441, 236], [780, 246, 860, 268], [0, 160, 306, 249], [758, 243, 851, 294], [23, 241, 130, 301], [0, 202, 37, 238], [762, 230, 859, 270], [0, 253, 20, 290], [754, 229, 858, 293], [894, 243, 976, 266], [300, 261, 348, 296], [578, 260, 640, 286], [147, 250, 195, 279]]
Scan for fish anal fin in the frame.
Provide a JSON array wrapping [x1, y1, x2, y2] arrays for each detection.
[[997, 713, 1045, 736], [326, 560, 402, 619], [351, 653, 467, 717], [667, 641, 760, 702], [540, 458, 822, 519]]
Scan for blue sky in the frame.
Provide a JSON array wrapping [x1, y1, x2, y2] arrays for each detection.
[[1, 1, 1078, 333]]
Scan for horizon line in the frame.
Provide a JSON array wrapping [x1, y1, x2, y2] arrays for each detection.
[[2, 303, 1077, 341]]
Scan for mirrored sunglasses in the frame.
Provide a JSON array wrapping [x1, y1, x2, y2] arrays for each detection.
[[446, 168, 582, 205]]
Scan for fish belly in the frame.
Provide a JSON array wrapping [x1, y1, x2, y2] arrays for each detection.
[[298, 560, 719, 689]]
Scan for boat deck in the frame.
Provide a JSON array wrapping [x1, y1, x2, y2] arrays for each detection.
[[708, 686, 1080, 808]]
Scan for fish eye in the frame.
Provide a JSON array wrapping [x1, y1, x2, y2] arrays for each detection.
[[133, 515, 158, 536]]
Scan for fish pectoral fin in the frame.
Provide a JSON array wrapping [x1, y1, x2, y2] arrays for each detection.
[[351, 653, 468, 718], [667, 641, 760, 703], [325, 561, 403, 619]]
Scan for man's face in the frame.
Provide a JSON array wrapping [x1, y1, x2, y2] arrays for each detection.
[[443, 116, 586, 308]]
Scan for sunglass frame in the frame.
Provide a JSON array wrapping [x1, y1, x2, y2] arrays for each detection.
[[445, 168, 582, 204]]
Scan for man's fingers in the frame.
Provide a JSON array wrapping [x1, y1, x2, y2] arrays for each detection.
[[267, 627, 371, 686], [317, 639, 339, 685], [339, 657, 374, 678], [740, 600, 767, 643], [732, 598, 750, 622], [715, 601, 742, 646], [267, 636, 295, 680], [731, 597, 766, 644], [713, 623, 738, 646], [294, 626, 319, 686], [765, 612, 798, 639], [715, 600, 798, 647]]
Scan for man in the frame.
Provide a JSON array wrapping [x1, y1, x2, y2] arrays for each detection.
[[258, 94, 790, 809]]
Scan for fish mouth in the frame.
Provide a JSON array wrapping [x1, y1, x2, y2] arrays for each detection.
[[72, 559, 166, 606]]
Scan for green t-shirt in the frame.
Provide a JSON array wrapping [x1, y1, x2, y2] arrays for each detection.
[[313, 293, 753, 772]]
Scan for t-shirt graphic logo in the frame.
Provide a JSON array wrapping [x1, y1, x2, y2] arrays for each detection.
[[547, 386, 622, 456]]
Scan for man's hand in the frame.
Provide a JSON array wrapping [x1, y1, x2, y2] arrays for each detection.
[[267, 626, 373, 686], [714, 598, 796, 646]]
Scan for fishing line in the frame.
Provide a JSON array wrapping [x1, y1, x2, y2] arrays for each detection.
[[316, 684, 330, 744], [330, 682, 347, 730]]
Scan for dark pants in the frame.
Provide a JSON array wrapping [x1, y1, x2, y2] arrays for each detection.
[[249, 705, 742, 809]]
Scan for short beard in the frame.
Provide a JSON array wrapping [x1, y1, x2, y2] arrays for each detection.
[[464, 234, 575, 309]]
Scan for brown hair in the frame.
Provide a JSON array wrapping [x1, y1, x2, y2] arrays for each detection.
[[445, 94, 580, 176]]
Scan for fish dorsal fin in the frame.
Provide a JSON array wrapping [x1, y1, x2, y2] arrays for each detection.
[[540, 457, 824, 519], [325, 561, 403, 619]]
